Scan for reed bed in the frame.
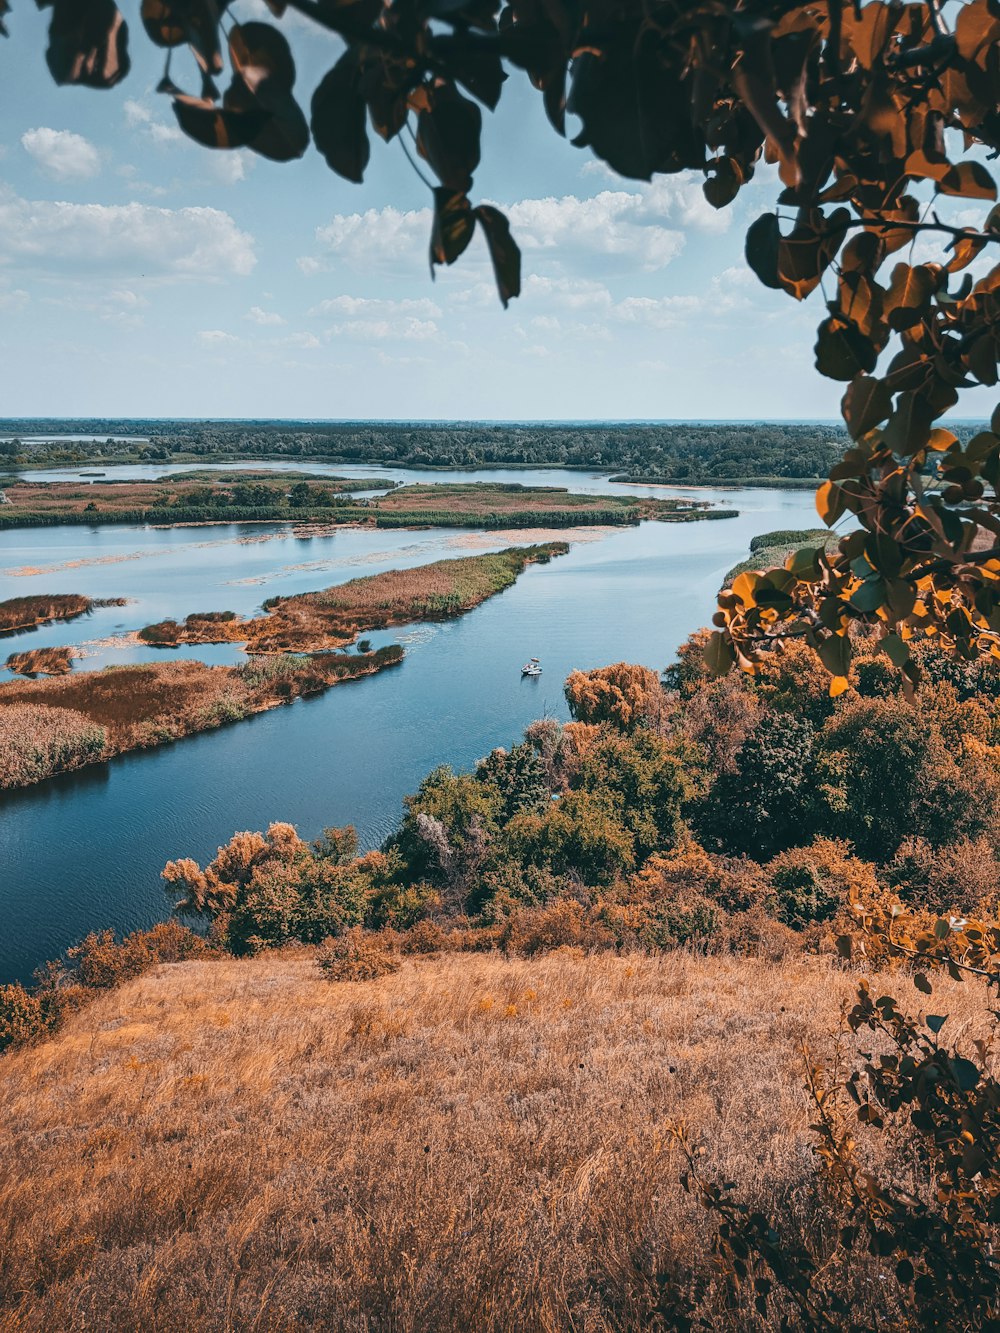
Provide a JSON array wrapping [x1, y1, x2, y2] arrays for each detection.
[[0, 949, 990, 1331], [140, 544, 568, 653], [0, 594, 92, 635], [0, 702, 106, 787], [0, 651, 401, 790]]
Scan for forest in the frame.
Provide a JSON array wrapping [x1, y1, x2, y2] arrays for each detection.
[[0, 421, 858, 483]]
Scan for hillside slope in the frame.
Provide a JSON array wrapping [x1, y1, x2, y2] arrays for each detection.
[[0, 951, 987, 1331]]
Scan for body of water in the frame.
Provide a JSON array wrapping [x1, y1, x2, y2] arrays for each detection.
[[0, 470, 820, 982]]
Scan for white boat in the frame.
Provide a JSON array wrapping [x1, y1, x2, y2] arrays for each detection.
[[521, 658, 542, 677]]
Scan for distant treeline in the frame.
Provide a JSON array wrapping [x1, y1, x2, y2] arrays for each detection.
[[0, 421, 868, 482]]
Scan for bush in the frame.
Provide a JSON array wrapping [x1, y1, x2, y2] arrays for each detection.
[[499, 898, 614, 956], [766, 837, 879, 928], [884, 836, 1000, 918], [67, 921, 209, 988], [0, 984, 52, 1052], [317, 928, 401, 981]]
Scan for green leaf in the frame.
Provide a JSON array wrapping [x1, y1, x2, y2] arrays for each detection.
[[951, 1056, 981, 1091], [926, 1014, 947, 1033], [429, 188, 476, 269], [883, 633, 910, 667], [311, 53, 370, 183], [850, 578, 886, 612]]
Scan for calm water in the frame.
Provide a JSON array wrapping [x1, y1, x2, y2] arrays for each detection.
[[0, 469, 819, 982]]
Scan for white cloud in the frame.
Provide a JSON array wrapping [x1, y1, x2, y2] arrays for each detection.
[[246, 305, 286, 325], [21, 128, 101, 181], [328, 317, 439, 342], [309, 295, 442, 319], [0, 279, 28, 311], [124, 100, 151, 127], [0, 191, 256, 279], [278, 332, 321, 349], [210, 150, 252, 184], [305, 174, 733, 279], [198, 329, 241, 345], [314, 205, 430, 269]]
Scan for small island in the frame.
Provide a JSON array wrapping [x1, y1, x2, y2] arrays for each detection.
[[0, 594, 127, 636], [139, 541, 570, 653], [0, 544, 567, 790]]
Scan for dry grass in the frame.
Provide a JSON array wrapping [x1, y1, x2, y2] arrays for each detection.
[[0, 949, 990, 1331]]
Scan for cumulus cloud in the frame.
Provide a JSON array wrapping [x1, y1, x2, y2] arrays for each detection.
[[305, 175, 730, 278], [21, 128, 101, 181], [246, 305, 286, 325], [327, 317, 439, 342], [198, 329, 241, 345], [0, 191, 256, 279]]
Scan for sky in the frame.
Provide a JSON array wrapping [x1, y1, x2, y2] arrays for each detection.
[[0, 6, 995, 422]]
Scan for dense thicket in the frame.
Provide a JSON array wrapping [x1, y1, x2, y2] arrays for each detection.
[[146, 637, 1000, 960]]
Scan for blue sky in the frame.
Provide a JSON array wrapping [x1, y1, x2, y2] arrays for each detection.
[[0, 6, 995, 421]]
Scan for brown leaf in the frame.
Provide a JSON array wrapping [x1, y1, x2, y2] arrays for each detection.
[[429, 188, 476, 269]]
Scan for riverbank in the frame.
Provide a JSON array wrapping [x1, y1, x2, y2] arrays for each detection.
[[609, 473, 824, 490], [725, 527, 837, 581]]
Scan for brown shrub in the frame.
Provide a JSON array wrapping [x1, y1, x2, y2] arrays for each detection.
[[317, 927, 402, 981], [499, 897, 615, 956], [399, 918, 449, 953], [885, 835, 1000, 918], [0, 984, 52, 1052], [67, 921, 210, 990]]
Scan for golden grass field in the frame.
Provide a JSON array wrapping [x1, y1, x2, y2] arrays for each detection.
[[0, 949, 991, 1331]]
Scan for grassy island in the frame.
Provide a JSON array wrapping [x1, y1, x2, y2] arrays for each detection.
[[140, 542, 570, 654], [0, 594, 126, 636], [0, 651, 403, 790], [0, 546, 567, 790], [0, 477, 736, 531], [725, 527, 838, 581], [5, 646, 74, 677]]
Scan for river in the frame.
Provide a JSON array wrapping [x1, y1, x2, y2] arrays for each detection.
[[0, 466, 820, 982]]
